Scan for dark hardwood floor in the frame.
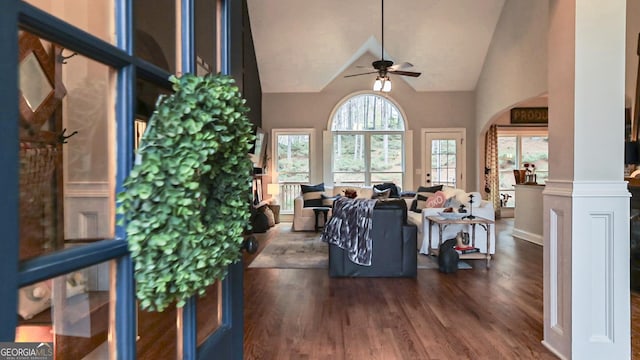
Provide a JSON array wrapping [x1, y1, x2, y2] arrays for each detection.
[[244, 219, 639, 359]]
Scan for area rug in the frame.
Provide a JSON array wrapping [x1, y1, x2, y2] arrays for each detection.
[[248, 226, 471, 270]]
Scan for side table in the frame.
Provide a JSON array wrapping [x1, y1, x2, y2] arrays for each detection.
[[268, 204, 280, 224], [427, 215, 494, 268], [311, 207, 330, 232]]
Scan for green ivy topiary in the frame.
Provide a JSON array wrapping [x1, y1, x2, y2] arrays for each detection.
[[117, 73, 254, 312]]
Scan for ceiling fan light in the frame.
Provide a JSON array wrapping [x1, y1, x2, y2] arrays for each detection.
[[373, 77, 383, 91], [382, 77, 392, 92]]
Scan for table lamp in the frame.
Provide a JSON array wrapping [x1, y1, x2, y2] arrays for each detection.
[[267, 183, 280, 205]]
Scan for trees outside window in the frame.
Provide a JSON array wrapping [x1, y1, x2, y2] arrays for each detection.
[[498, 132, 548, 207], [273, 130, 313, 212], [331, 94, 405, 186]]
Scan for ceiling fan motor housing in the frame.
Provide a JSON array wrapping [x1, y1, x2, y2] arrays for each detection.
[[373, 60, 394, 69]]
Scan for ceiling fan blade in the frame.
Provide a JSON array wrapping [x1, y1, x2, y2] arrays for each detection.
[[388, 62, 413, 71], [344, 71, 378, 78], [389, 70, 421, 77]]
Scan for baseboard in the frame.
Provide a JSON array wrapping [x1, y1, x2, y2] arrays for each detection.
[[512, 228, 543, 246], [541, 340, 568, 360]]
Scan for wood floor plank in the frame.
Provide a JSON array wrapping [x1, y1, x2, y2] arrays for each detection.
[[243, 219, 636, 359]]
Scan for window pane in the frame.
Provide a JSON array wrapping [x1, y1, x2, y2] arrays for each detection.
[[195, 0, 221, 75], [522, 136, 549, 184], [15, 261, 114, 359], [331, 94, 404, 131], [498, 136, 517, 191], [333, 134, 364, 172], [370, 134, 402, 172], [24, 0, 115, 44], [431, 139, 457, 187], [371, 173, 402, 185], [18, 31, 116, 261], [500, 190, 515, 208], [135, 0, 177, 73], [276, 134, 309, 178], [334, 173, 365, 185]]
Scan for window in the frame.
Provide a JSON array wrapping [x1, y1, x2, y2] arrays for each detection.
[[273, 129, 313, 213], [498, 130, 548, 207], [331, 94, 405, 186]]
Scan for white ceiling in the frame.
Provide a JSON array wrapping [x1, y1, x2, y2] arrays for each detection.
[[247, 0, 506, 93]]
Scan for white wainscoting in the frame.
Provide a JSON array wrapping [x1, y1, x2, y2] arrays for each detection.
[[542, 180, 630, 360], [64, 181, 112, 291]]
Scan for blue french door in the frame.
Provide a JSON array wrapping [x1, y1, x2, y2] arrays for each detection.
[[0, 0, 245, 359]]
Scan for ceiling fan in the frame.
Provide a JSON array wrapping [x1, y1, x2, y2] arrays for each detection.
[[345, 0, 421, 91]]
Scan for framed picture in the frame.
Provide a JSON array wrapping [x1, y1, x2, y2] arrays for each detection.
[[250, 127, 268, 169]]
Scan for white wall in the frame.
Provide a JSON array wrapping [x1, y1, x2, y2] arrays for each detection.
[[475, 0, 549, 137], [262, 53, 477, 190]]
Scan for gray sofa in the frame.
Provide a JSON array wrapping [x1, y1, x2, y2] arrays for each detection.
[[328, 199, 417, 277]]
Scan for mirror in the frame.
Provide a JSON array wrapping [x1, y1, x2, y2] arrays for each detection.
[[19, 52, 53, 112]]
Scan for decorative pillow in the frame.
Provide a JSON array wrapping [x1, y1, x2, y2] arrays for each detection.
[[426, 191, 447, 208], [373, 183, 400, 198], [301, 183, 325, 207], [441, 186, 465, 201], [321, 194, 340, 207], [410, 191, 437, 212], [415, 195, 429, 211], [417, 185, 443, 193], [372, 187, 391, 199]]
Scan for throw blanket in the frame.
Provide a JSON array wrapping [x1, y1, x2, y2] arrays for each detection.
[[321, 197, 377, 266]]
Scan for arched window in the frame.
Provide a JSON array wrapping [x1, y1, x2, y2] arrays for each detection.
[[330, 93, 405, 186]]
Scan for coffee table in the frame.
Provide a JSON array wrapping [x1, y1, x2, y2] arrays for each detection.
[[426, 215, 495, 268]]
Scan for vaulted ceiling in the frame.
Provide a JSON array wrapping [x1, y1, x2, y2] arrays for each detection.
[[247, 0, 506, 93]]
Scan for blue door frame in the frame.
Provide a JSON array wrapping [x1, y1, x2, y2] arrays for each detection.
[[0, 1, 245, 358]]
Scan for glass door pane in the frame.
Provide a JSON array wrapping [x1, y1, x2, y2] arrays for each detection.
[[424, 131, 463, 188], [24, 0, 115, 44], [15, 260, 115, 359]]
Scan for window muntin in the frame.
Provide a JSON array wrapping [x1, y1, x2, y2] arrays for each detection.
[[331, 94, 405, 186], [24, 0, 115, 44]]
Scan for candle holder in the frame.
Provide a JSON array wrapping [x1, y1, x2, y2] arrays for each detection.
[[463, 193, 476, 220]]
